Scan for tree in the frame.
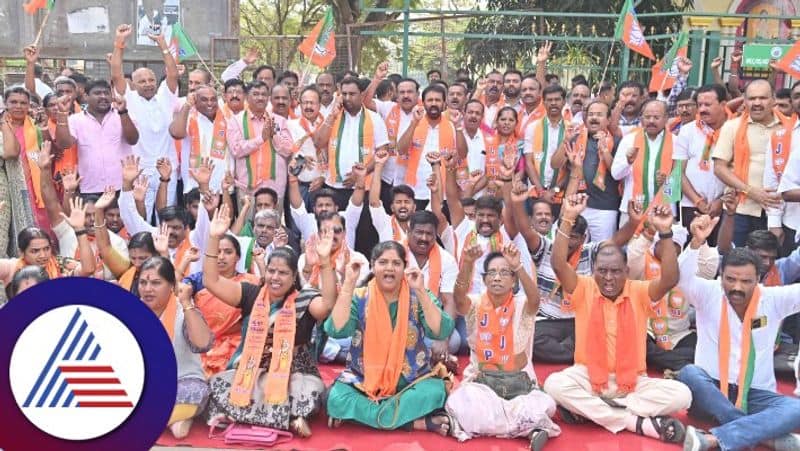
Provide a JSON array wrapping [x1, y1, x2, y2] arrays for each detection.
[[459, 0, 694, 82]]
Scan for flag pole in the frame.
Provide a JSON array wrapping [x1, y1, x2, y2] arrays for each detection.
[[299, 46, 318, 85], [597, 40, 616, 96], [32, 8, 52, 47], [194, 53, 220, 88]]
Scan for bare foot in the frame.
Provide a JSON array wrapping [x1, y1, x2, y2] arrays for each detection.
[[291, 417, 312, 437], [170, 419, 193, 439]]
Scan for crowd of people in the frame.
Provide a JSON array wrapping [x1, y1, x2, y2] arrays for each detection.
[[2, 22, 800, 450]]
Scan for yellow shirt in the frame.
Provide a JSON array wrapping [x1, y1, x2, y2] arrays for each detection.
[[712, 115, 783, 217]]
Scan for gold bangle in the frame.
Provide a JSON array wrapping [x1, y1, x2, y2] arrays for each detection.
[[205, 253, 219, 259], [560, 217, 575, 226], [557, 229, 571, 239], [182, 305, 197, 313]]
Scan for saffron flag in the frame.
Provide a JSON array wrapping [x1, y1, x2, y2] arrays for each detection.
[[614, 0, 655, 61], [649, 31, 689, 93], [169, 23, 198, 62], [298, 6, 337, 68], [775, 40, 800, 80], [23, 0, 54, 15]]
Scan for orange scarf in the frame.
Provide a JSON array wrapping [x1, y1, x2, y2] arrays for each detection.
[[644, 251, 687, 351], [574, 129, 614, 191], [718, 286, 761, 412], [585, 283, 640, 394], [188, 110, 228, 167], [482, 130, 502, 179], [15, 257, 60, 280], [406, 117, 456, 186], [391, 216, 407, 242], [307, 238, 351, 289], [292, 114, 323, 153], [632, 128, 673, 209], [47, 119, 78, 176], [697, 120, 721, 172], [667, 117, 682, 134], [230, 288, 299, 406], [362, 279, 411, 400], [159, 293, 178, 342], [732, 113, 752, 203], [327, 108, 375, 184], [172, 238, 191, 271], [21, 117, 45, 208], [241, 110, 275, 190], [516, 102, 545, 138], [762, 265, 781, 287], [476, 292, 517, 371], [118, 266, 137, 291], [770, 122, 794, 181], [386, 104, 403, 155]]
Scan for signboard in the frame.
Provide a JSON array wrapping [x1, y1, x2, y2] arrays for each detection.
[[742, 44, 793, 69]]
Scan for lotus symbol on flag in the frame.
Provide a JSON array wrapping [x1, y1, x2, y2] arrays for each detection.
[[630, 21, 646, 47]]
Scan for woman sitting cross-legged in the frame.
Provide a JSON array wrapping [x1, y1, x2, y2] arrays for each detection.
[[203, 205, 334, 438], [324, 241, 456, 435], [137, 256, 214, 439], [445, 243, 561, 450]]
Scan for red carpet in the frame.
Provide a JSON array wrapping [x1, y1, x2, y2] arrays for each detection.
[[155, 361, 796, 450]]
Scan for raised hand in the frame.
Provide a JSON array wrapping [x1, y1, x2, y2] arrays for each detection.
[[36, 140, 53, 170], [374, 61, 389, 80], [690, 214, 719, 245], [711, 56, 723, 71], [475, 77, 487, 93], [61, 197, 88, 230], [650, 204, 675, 233], [243, 47, 261, 65], [274, 227, 289, 248], [56, 95, 72, 113], [565, 141, 584, 167], [536, 40, 552, 63], [95, 186, 117, 211], [676, 57, 693, 75], [499, 150, 518, 180], [344, 260, 362, 284], [425, 151, 441, 166], [374, 149, 390, 167], [115, 24, 133, 42], [186, 92, 196, 108], [501, 243, 521, 270], [201, 190, 220, 212], [146, 25, 165, 44], [350, 163, 367, 185], [462, 243, 483, 264], [316, 229, 334, 264], [565, 123, 582, 143], [405, 267, 426, 291], [132, 175, 149, 203], [156, 157, 172, 180], [112, 91, 126, 111], [412, 105, 425, 122], [627, 197, 645, 224], [154, 223, 170, 256], [309, 176, 325, 192], [62, 168, 82, 194], [121, 155, 143, 186], [23, 45, 39, 64], [722, 190, 738, 214], [222, 170, 234, 192], [730, 49, 742, 66], [510, 179, 530, 203], [185, 247, 201, 263], [426, 173, 439, 194], [210, 204, 231, 238], [448, 109, 463, 127], [562, 193, 588, 219], [189, 157, 214, 187], [655, 171, 667, 189], [262, 114, 274, 141]]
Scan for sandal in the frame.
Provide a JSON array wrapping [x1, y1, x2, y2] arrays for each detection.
[[327, 417, 343, 429], [557, 405, 588, 425], [636, 415, 685, 443], [290, 417, 312, 438], [529, 428, 549, 451], [423, 411, 452, 437]]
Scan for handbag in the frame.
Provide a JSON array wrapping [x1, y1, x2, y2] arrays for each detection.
[[474, 370, 533, 400], [208, 419, 293, 447]]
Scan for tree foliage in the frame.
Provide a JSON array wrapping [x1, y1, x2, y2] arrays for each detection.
[[459, 0, 694, 79]]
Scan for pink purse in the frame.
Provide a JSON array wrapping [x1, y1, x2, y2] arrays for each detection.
[[208, 419, 293, 447]]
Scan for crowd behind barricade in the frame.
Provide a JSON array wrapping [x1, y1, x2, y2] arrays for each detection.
[[2, 24, 800, 451]]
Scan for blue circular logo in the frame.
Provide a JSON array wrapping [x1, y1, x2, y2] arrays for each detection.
[[0, 278, 177, 451]]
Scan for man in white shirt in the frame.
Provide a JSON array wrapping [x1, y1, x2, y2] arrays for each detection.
[[771, 81, 800, 256], [364, 61, 419, 205], [674, 84, 728, 246], [460, 100, 490, 197], [169, 86, 232, 194], [524, 84, 568, 214], [287, 86, 327, 207], [111, 23, 181, 221], [316, 72, 338, 119], [612, 100, 673, 226], [678, 215, 800, 451], [356, 149, 416, 242]]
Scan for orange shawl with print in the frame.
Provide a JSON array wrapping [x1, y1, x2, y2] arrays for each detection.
[[406, 117, 456, 186]]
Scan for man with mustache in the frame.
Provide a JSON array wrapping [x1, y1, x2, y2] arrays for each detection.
[[674, 85, 728, 244], [669, 88, 698, 135], [222, 79, 246, 118], [316, 72, 338, 118], [364, 149, 416, 242], [398, 84, 459, 211], [612, 99, 675, 227], [460, 99, 492, 198], [769, 81, 800, 256], [110, 23, 180, 221], [565, 83, 590, 126], [446, 83, 468, 119], [55, 80, 139, 195], [474, 70, 504, 126], [364, 62, 419, 205], [170, 85, 231, 194], [287, 85, 327, 207], [502, 69, 523, 111], [678, 215, 800, 451], [613, 81, 646, 136], [546, 193, 691, 444], [268, 84, 292, 120], [524, 84, 568, 215], [276, 70, 301, 118], [713, 79, 784, 247], [227, 81, 292, 201], [510, 147, 646, 364], [517, 75, 545, 138], [551, 100, 621, 241]]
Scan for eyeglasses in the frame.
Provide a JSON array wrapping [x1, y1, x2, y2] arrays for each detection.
[[484, 269, 515, 278]]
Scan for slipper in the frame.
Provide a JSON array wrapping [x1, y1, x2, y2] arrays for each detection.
[[423, 412, 451, 437], [529, 429, 548, 451], [636, 415, 685, 443], [683, 425, 713, 451], [557, 405, 589, 425]]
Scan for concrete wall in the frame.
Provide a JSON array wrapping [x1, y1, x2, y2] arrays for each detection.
[[0, 0, 238, 61]]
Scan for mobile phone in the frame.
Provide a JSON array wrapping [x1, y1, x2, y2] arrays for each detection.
[[290, 155, 306, 176]]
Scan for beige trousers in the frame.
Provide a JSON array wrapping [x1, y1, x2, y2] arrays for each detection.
[[543, 364, 691, 433]]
